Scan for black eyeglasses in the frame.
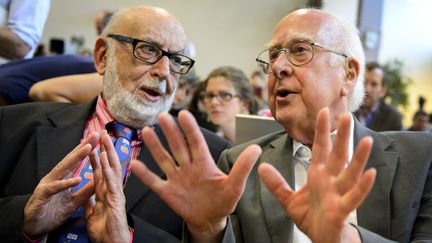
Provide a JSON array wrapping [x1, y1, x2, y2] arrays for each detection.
[[107, 34, 195, 74], [256, 40, 348, 74], [200, 91, 239, 103]]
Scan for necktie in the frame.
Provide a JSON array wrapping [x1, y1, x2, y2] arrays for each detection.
[[51, 121, 136, 243]]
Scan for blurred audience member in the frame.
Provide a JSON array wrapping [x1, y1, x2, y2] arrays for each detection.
[[170, 68, 199, 116], [0, 55, 95, 106], [354, 62, 402, 131], [0, 0, 51, 64], [407, 110, 430, 132], [187, 81, 218, 132], [0, 10, 115, 106], [95, 10, 114, 35], [203, 66, 258, 143], [29, 72, 102, 103]]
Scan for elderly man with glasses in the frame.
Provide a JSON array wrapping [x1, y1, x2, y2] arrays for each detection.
[[0, 5, 230, 242], [132, 8, 432, 243]]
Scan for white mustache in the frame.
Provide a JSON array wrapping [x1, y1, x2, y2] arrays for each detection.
[[138, 79, 167, 95]]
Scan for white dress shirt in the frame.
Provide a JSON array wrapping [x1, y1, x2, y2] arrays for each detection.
[[293, 114, 356, 242]]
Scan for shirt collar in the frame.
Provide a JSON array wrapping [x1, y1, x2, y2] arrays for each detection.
[[95, 95, 143, 141], [292, 113, 355, 162]]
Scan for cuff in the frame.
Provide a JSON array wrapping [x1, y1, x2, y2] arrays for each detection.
[[23, 231, 47, 243]]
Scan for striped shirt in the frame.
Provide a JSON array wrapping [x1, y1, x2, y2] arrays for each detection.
[[73, 95, 143, 179]]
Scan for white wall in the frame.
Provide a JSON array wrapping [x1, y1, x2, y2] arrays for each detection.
[[380, 0, 432, 124], [322, 0, 359, 25], [41, 0, 307, 79]]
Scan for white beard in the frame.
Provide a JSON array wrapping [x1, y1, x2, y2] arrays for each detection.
[[102, 50, 176, 129]]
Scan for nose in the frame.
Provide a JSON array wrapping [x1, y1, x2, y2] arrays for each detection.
[[271, 51, 293, 80], [150, 56, 171, 81], [150, 56, 172, 92]]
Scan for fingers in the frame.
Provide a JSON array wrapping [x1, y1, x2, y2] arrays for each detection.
[[336, 136, 373, 193], [142, 126, 178, 178], [226, 145, 261, 192], [341, 168, 376, 212], [178, 110, 213, 163], [311, 108, 331, 167], [326, 113, 351, 175], [258, 162, 294, 204], [158, 112, 192, 165], [131, 159, 166, 195], [100, 131, 122, 181], [36, 177, 82, 200], [46, 133, 100, 181]]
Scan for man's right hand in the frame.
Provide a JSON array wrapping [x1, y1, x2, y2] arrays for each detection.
[[23, 133, 100, 238], [132, 110, 261, 242]]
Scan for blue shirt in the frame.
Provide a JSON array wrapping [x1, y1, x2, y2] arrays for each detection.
[[0, 0, 51, 62]]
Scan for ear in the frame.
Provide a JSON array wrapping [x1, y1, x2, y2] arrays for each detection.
[[93, 37, 108, 75], [341, 58, 360, 97], [380, 85, 388, 97]]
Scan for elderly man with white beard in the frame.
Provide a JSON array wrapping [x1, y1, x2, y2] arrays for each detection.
[[0, 5, 230, 243]]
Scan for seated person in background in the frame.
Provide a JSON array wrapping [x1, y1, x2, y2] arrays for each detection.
[[29, 72, 102, 103], [0, 5, 230, 242], [0, 54, 96, 106], [354, 62, 402, 131], [202, 66, 258, 144], [131, 8, 432, 243], [407, 110, 430, 131], [186, 81, 218, 132], [3, 9, 115, 105], [0, 0, 50, 64], [170, 67, 199, 116]]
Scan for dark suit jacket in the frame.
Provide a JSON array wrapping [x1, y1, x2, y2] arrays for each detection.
[[218, 120, 432, 243], [354, 100, 402, 132], [0, 100, 230, 243]]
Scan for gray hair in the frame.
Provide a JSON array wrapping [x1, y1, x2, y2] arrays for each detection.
[[328, 16, 365, 112]]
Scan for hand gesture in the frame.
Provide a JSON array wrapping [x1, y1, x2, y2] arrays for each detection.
[[86, 130, 130, 243], [132, 110, 261, 241], [258, 108, 377, 243], [23, 133, 99, 238]]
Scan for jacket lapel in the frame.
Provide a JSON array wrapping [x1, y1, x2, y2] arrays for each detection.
[[125, 124, 168, 211], [36, 101, 96, 181], [259, 134, 295, 243], [354, 120, 398, 238]]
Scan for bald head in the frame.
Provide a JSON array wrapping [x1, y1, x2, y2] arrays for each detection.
[[103, 6, 187, 52], [272, 8, 365, 112]]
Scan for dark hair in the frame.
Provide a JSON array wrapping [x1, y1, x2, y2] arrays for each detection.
[[204, 66, 258, 114], [366, 61, 386, 86]]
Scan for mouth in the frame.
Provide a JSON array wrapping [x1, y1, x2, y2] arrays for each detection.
[[139, 86, 164, 102], [275, 88, 297, 98]]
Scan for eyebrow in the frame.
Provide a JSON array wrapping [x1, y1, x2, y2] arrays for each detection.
[[266, 35, 315, 49], [138, 37, 186, 54]]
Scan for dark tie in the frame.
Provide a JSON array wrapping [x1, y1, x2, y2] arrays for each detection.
[[51, 121, 136, 243]]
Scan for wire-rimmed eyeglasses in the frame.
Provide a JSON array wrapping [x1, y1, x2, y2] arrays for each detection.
[[107, 34, 195, 74], [256, 40, 348, 74]]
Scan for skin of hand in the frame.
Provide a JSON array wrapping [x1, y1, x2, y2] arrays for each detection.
[[86, 130, 130, 243], [23, 133, 100, 238], [258, 108, 377, 243], [132, 110, 262, 242]]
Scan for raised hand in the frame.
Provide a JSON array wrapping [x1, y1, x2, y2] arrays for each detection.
[[86, 130, 130, 243], [132, 110, 261, 241], [23, 133, 100, 238], [258, 108, 377, 243]]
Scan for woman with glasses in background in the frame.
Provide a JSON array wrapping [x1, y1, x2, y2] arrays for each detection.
[[201, 66, 258, 144]]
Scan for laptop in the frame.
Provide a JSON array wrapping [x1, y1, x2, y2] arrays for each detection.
[[235, 114, 284, 145]]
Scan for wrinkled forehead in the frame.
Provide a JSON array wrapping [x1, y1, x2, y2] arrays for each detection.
[[117, 10, 188, 53], [268, 10, 339, 48]]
